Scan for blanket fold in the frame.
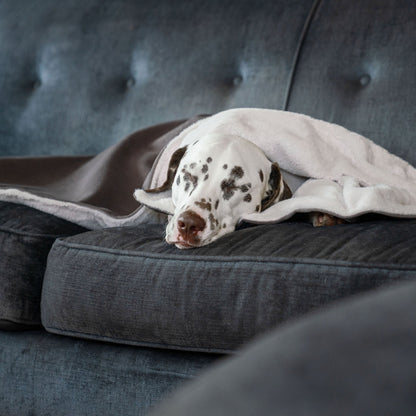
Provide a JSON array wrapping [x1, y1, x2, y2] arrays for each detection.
[[1, 109, 416, 229]]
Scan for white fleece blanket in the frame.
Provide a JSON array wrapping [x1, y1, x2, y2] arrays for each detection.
[[1, 108, 416, 228], [140, 108, 416, 224]]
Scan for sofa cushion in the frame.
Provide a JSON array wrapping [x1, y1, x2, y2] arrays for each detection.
[[0, 330, 218, 416], [0, 202, 87, 330], [41, 217, 416, 353], [149, 279, 416, 416]]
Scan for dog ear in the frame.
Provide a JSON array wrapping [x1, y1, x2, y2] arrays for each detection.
[[260, 162, 292, 212], [133, 188, 175, 215], [145, 145, 187, 193]]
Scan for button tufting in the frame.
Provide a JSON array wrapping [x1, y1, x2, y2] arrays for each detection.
[[32, 80, 42, 89], [232, 75, 243, 86], [126, 78, 136, 88], [359, 74, 371, 86]]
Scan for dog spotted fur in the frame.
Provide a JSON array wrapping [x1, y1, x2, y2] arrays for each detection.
[[144, 134, 292, 249]]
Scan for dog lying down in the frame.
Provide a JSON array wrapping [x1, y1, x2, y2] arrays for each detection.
[[134, 134, 344, 249]]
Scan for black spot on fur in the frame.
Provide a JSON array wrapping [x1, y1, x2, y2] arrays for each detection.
[[208, 213, 219, 231], [204, 174, 209, 181], [202, 164, 208, 173], [231, 166, 244, 179], [207, 157, 212, 163], [215, 200, 219, 210], [259, 170, 264, 182], [256, 205, 260, 212], [190, 163, 196, 169], [195, 200, 212, 211], [240, 184, 250, 193], [176, 176, 180, 186], [221, 178, 237, 200], [244, 194, 252, 203], [223, 164, 228, 169], [221, 168, 251, 200], [183, 170, 198, 193]]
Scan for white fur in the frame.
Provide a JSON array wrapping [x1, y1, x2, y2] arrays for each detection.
[[162, 133, 274, 248]]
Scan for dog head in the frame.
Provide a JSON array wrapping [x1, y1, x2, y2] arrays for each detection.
[[134, 134, 291, 248]]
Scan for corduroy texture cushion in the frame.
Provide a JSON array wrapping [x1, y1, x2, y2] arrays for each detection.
[[149, 279, 416, 416], [0, 202, 87, 330], [0, 330, 218, 416], [42, 217, 416, 353]]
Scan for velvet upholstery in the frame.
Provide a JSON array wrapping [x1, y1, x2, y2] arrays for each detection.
[[0, 330, 218, 416], [0, 0, 313, 156], [150, 279, 416, 416], [287, 0, 416, 167], [42, 218, 416, 352], [0, 202, 86, 330], [1, 0, 416, 414]]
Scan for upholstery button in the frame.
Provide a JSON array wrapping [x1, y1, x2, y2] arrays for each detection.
[[32, 80, 42, 89], [232, 75, 243, 86], [359, 74, 371, 86], [126, 78, 135, 88]]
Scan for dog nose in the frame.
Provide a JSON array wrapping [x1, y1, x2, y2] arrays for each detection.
[[177, 210, 206, 240]]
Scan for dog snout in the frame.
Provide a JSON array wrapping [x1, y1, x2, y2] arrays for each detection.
[[177, 210, 206, 244]]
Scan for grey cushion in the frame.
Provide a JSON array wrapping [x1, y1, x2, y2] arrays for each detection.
[[0, 330, 218, 416], [0, 202, 86, 330], [42, 217, 416, 352], [149, 279, 416, 416]]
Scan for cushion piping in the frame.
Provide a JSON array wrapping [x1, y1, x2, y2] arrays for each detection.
[[51, 238, 416, 272], [0, 225, 81, 239], [44, 325, 234, 354]]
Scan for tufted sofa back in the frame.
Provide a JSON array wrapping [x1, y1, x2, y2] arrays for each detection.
[[1, 0, 415, 166]]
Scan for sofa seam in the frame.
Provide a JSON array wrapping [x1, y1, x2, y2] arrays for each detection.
[[44, 325, 233, 355], [51, 239, 416, 272], [0, 316, 42, 326], [0, 225, 82, 239], [283, 0, 322, 110]]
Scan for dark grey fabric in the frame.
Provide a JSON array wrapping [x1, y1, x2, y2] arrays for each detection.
[[2, 0, 416, 413], [0, 0, 313, 156], [150, 279, 416, 416], [0, 202, 86, 330], [287, 0, 416, 166], [0, 118, 198, 217], [42, 217, 416, 353], [0, 330, 219, 416]]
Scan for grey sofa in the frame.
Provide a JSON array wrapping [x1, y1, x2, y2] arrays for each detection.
[[1, 1, 416, 415]]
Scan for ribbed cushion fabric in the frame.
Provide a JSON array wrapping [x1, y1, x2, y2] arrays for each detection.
[[42, 217, 416, 353], [149, 279, 416, 416], [0, 202, 86, 330], [0, 330, 218, 416]]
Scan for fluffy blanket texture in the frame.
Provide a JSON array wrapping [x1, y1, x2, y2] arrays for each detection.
[[1, 109, 416, 229]]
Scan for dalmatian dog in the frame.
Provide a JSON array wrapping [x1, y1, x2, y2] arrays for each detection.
[[140, 134, 343, 249]]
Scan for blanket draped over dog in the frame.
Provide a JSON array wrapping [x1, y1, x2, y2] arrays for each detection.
[[1, 108, 416, 229]]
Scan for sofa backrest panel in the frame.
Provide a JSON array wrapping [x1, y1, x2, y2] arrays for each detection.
[[287, 0, 416, 166], [0, 0, 415, 165], [0, 0, 313, 156]]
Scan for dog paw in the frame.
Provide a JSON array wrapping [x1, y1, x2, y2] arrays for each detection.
[[310, 212, 346, 227]]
